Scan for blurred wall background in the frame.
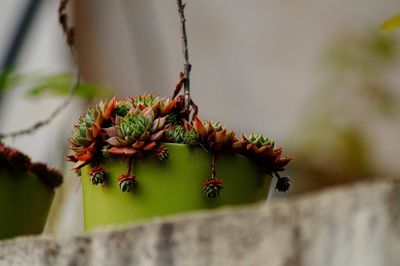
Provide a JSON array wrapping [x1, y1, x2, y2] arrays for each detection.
[[76, 0, 400, 192], [0, 0, 399, 235]]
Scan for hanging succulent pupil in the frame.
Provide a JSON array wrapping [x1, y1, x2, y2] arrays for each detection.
[[276, 176, 291, 192], [202, 178, 223, 198], [89, 166, 106, 185], [120, 180, 133, 192], [204, 185, 219, 198], [91, 173, 105, 185], [117, 172, 137, 192], [156, 146, 169, 162], [118, 178, 137, 192]]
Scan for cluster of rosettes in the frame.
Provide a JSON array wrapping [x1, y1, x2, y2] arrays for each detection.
[[67, 94, 293, 196], [0, 143, 63, 188]]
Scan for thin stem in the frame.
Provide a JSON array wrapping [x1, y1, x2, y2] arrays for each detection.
[[211, 153, 216, 179], [0, 64, 79, 139], [58, 0, 75, 46], [274, 171, 281, 179], [127, 157, 133, 174], [176, 0, 191, 109]]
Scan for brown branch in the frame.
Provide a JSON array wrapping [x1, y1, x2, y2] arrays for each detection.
[[0, 64, 79, 139], [58, 0, 74, 46], [0, 0, 79, 140], [176, 0, 191, 109]]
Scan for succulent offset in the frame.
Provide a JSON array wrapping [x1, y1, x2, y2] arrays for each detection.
[[67, 93, 293, 195], [236, 133, 293, 176], [164, 125, 186, 143], [88, 166, 106, 185], [155, 145, 169, 162], [118, 173, 137, 192], [203, 178, 224, 198], [67, 97, 116, 169], [189, 116, 236, 153]]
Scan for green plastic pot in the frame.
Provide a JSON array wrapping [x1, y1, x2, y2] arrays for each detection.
[[82, 143, 271, 231], [0, 168, 55, 240]]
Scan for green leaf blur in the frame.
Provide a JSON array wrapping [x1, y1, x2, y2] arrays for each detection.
[[381, 14, 400, 32], [25, 73, 111, 99]]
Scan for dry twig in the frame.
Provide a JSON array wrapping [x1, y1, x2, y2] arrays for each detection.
[[176, 0, 192, 109]]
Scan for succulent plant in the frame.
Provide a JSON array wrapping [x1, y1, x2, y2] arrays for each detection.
[[118, 173, 137, 192], [1, 142, 30, 172], [5, 149, 31, 172], [202, 178, 223, 198], [164, 93, 196, 125], [233, 133, 275, 157], [245, 133, 274, 149], [164, 125, 185, 143], [0, 143, 63, 188], [118, 112, 150, 140], [166, 113, 178, 124], [189, 116, 235, 153], [235, 133, 293, 177], [131, 94, 159, 111], [184, 130, 199, 146], [29, 163, 63, 187], [276, 176, 291, 192], [67, 97, 116, 169], [67, 94, 294, 195], [104, 107, 166, 156], [155, 145, 169, 162], [156, 97, 176, 116], [88, 166, 106, 185], [115, 100, 132, 117]]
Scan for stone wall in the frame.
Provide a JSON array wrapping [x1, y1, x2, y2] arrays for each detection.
[[0, 180, 399, 266]]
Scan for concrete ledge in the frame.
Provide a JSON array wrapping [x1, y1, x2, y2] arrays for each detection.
[[1, 180, 399, 266]]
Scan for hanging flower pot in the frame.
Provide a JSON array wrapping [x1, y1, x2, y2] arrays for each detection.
[[81, 143, 271, 230], [67, 94, 293, 231], [0, 143, 63, 240]]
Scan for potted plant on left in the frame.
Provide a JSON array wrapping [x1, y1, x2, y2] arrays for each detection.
[[0, 1, 80, 240], [0, 142, 62, 240]]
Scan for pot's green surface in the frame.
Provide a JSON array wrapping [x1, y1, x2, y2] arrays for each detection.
[[0, 169, 55, 240], [82, 143, 271, 231]]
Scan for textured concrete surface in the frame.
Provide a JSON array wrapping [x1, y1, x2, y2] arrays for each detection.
[[0, 180, 399, 266]]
